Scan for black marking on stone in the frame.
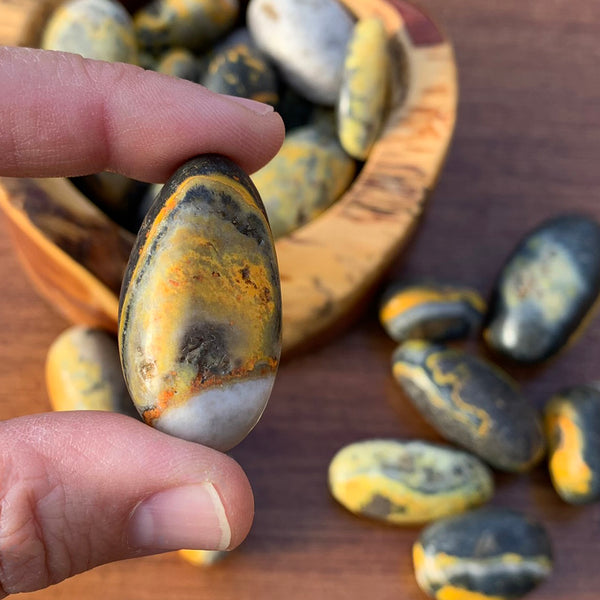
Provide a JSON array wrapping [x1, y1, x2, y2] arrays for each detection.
[[362, 494, 395, 518], [178, 321, 232, 380]]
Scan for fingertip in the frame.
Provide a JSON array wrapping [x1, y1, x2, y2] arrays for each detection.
[[236, 109, 285, 175], [0, 48, 285, 181], [214, 453, 255, 549], [0, 412, 257, 593]]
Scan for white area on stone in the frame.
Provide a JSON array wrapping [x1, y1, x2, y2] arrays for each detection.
[[247, 0, 354, 105], [155, 375, 276, 452]]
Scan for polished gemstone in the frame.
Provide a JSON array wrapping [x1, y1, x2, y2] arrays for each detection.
[[119, 155, 281, 451], [392, 341, 546, 472], [328, 439, 493, 525]]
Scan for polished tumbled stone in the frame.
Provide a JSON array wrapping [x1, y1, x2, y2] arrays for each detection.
[[337, 17, 389, 160], [156, 47, 200, 81], [119, 154, 281, 451], [202, 38, 278, 105], [484, 213, 600, 364], [544, 383, 600, 504], [379, 281, 486, 343], [46, 325, 137, 418], [328, 439, 493, 525], [42, 0, 138, 64], [247, 0, 354, 105], [413, 507, 553, 600], [251, 116, 356, 239], [134, 0, 239, 53], [178, 549, 227, 566], [392, 341, 546, 472]]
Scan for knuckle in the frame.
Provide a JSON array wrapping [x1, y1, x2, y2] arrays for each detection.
[[0, 451, 70, 594]]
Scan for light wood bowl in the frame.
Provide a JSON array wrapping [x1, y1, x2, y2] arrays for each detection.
[[0, 0, 457, 358]]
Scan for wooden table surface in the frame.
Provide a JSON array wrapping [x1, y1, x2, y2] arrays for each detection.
[[2, 0, 600, 597]]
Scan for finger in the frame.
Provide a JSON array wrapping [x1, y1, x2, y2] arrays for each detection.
[[0, 411, 253, 596], [0, 47, 285, 182]]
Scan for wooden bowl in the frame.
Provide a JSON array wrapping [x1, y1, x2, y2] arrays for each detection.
[[0, 0, 457, 358]]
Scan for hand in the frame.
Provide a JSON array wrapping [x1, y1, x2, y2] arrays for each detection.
[[0, 46, 285, 596]]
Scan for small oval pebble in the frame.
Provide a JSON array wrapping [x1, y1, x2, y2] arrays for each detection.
[[46, 325, 137, 417], [178, 549, 227, 566], [118, 154, 281, 451], [379, 282, 486, 343], [392, 341, 546, 472], [328, 439, 494, 525], [156, 47, 200, 81], [42, 0, 138, 64], [134, 0, 239, 53], [337, 17, 389, 160], [247, 0, 354, 105], [202, 38, 278, 104], [252, 117, 356, 239], [484, 213, 600, 364], [544, 383, 600, 504], [413, 507, 553, 600]]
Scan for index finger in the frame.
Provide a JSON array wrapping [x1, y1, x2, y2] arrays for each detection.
[[0, 47, 285, 182]]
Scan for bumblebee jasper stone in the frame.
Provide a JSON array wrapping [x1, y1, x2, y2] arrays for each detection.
[[379, 282, 486, 343], [178, 549, 227, 566], [413, 507, 553, 600], [247, 0, 354, 105], [337, 18, 389, 160], [544, 383, 600, 504], [134, 0, 239, 53], [484, 214, 600, 364], [118, 154, 281, 451], [41, 0, 138, 64], [45, 326, 136, 417], [252, 119, 356, 239], [156, 48, 200, 81], [328, 439, 493, 525], [202, 39, 279, 105], [392, 341, 545, 472]]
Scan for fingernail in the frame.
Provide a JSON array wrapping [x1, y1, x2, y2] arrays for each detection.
[[128, 483, 231, 552], [225, 94, 275, 115]]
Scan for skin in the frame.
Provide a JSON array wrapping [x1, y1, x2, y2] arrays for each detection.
[[0, 46, 285, 596]]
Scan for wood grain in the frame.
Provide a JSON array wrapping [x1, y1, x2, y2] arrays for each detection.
[[0, 0, 599, 599]]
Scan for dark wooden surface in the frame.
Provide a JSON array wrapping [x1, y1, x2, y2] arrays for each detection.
[[2, 0, 600, 597]]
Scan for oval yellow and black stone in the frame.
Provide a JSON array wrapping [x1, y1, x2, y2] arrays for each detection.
[[133, 0, 239, 53], [46, 325, 137, 418], [156, 47, 200, 81], [379, 281, 486, 343], [483, 214, 600, 364], [42, 0, 138, 64], [392, 341, 545, 472], [178, 549, 227, 566], [337, 17, 389, 160], [413, 507, 553, 600], [544, 383, 600, 504], [202, 40, 279, 105], [251, 118, 356, 239], [328, 439, 494, 525], [118, 154, 281, 451]]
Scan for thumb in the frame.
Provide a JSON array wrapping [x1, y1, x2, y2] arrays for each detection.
[[0, 411, 253, 596]]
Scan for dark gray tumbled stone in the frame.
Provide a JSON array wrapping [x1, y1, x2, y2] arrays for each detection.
[[483, 214, 600, 364], [392, 341, 546, 472], [413, 507, 553, 600]]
